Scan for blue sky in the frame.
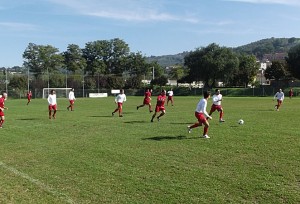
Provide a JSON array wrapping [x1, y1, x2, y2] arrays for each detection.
[[1, 0, 300, 67]]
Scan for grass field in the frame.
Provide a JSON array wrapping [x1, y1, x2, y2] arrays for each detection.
[[0, 96, 299, 203]]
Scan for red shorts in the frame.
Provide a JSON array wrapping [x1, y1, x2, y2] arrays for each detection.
[[210, 104, 222, 112], [0, 110, 4, 117], [117, 102, 123, 109], [143, 99, 150, 105], [69, 100, 75, 105], [277, 100, 283, 105], [195, 112, 207, 125], [48, 104, 57, 111], [168, 96, 173, 101], [155, 105, 165, 112]]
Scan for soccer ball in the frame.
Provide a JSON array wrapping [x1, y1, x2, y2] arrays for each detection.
[[238, 119, 244, 125]]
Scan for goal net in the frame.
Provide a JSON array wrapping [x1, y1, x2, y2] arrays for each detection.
[[42, 88, 72, 99]]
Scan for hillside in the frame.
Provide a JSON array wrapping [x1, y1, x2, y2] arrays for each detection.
[[233, 37, 300, 59], [147, 37, 300, 67]]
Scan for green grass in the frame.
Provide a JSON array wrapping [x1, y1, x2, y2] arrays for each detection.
[[0, 96, 299, 203]]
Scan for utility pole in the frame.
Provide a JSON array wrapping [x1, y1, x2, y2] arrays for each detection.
[[152, 67, 155, 80]]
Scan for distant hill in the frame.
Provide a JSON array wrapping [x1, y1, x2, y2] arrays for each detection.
[[146, 52, 188, 67], [233, 37, 300, 59], [147, 37, 300, 67]]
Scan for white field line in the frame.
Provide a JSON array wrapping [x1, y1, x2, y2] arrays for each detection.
[[0, 161, 75, 204]]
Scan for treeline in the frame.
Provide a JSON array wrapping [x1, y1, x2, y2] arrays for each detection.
[[147, 37, 300, 67], [1, 38, 300, 96]]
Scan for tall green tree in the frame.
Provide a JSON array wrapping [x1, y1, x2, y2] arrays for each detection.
[[62, 44, 87, 73], [8, 75, 27, 91], [264, 61, 288, 81], [82, 38, 130, 76], [23, 43, 64, 79], [231, 54, 259, 87], [168, 65, 186, 86], [123, 52, 150, 77], [184, 43, 239, 87], [286, 44, 300, 79]]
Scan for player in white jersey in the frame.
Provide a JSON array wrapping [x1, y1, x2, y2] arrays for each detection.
[[47, 90, 57, 119], [274, 88, 284, 111], [167, 88, 174, 106], [208, 89, 225, 122], [112, 89, 127, 117], [67, 88, 76, 111], [187, 91, 212, 138]]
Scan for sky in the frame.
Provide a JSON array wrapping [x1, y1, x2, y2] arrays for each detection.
[[1, 0, 300, 67]]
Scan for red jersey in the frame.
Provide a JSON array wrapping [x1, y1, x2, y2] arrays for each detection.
[[156, 94, 166, 107], [144, 91, 151, 99], [27, 92, 32, 99], [0, 97, 5, 109]]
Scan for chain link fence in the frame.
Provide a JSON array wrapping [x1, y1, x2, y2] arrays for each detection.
[[3, 87, 299, 99]]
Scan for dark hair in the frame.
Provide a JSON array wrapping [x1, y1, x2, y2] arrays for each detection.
[[215, 89, 220, 92], [204, 91, 211, 98]]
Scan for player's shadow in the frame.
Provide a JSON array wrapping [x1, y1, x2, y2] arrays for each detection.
[[143, 135, 190, 141], [169, 122, 192, 125], [124, 121, 148, 124], [16, 118, 39, 120], [89, 115, 113, 118]]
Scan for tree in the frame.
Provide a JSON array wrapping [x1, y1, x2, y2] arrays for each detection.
[[286, 44, 300, 79], [167, 65, 186, 87], [151, 75, 168, 87], [23, 43, 64, 79], [184, 43, 239, 87], [231, 54, 259, 87], [62, 44, 87, 73], [264, 61, 288, 81], [125, 75, 143, 89], [123, 52, 150, 77], [8, 75, 27, 90], [82, 38, 130, 76]]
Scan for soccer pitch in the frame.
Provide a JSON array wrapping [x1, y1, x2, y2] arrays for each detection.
[[0, 96, 299, 203]]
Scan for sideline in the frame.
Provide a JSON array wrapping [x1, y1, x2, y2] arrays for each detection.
[[0, 161, 75, 204]]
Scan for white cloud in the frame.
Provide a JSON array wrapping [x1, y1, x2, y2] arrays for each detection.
[[46, 0, 199, 23], [224, 0, 300, 6], [0, 22, 37, 31]]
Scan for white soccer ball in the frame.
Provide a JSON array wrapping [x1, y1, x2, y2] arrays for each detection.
[[238, 119, 244, 125]]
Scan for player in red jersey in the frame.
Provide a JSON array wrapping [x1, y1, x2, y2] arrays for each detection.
[[137, 88, 153, 113], [27, 90, 32, 105], [151, 90, 166, 122], [0, 92, 8, 128]]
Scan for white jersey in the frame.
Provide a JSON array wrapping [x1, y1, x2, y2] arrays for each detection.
[[212, 94, 222, 106], [68, 91, 76, 100], [115, 93, 126, 103], [195, 98, 209, 118], [48, 94, 57, 105], [274, 92, 284, 101], [167, 90, 174, 96]]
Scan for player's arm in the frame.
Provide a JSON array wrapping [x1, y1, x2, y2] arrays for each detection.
[[0, 107, 8, 111]]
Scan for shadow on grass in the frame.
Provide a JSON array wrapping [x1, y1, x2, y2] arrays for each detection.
[[169, 122, 192, 125], [143, 135, 198, 141], [257, 109, 275, 112], [16, 118, 39, 120], [124, 121, 149, 124], [89, 115, 113, 118]]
